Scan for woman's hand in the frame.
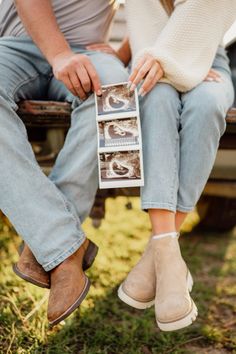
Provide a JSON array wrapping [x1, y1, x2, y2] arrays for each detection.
[[204, 69, 222, 83], [128, 54, 164, 97]]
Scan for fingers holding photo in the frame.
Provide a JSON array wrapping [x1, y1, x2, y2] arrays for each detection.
[[52, 51, 102, 99]]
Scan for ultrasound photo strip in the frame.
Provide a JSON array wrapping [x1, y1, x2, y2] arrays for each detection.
[[98, 150, 144, 189], [95, 82, 144, 189], [98, 117, 140, 149], [96, 82, 138, 119]]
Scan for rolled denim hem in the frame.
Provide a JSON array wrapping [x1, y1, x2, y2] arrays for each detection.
[[176, 204, 195, 213], [141, 202, 176, 212], [43, 232, 85, 271]]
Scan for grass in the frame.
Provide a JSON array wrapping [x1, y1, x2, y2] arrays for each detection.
[[0, 196, 236, 354]]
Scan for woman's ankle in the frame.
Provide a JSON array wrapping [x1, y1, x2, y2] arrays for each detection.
[[149, 209, 176, 235]]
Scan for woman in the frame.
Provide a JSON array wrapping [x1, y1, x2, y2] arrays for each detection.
[[117, 0, 236, 331]]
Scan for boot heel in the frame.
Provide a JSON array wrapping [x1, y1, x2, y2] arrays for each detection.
[[83, 240, 99, 271], [187, 271, 194, 292], [157, 300, 198, 332]]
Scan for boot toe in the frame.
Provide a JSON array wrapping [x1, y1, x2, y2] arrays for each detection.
[[48, 275, 90, 326], [123, 277, 155, 302]]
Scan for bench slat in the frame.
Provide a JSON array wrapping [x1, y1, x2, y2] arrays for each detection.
[[17, 100, 236, 127]]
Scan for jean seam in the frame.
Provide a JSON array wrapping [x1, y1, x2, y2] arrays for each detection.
[[169, 136, 179, 205], [51, 184, 84, 233], [11, 72, 41, 101]]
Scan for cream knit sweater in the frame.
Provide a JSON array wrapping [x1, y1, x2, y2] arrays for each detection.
[[126, 0, 236, 92]]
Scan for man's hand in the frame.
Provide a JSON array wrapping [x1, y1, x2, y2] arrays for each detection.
[[129, 54, 164, 97], [52, 51, 102, 99]]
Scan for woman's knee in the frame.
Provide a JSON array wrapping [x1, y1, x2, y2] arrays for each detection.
[[140, 84, 181, 134], [142, 83, 179, 105], [182, 87, 229, 136]]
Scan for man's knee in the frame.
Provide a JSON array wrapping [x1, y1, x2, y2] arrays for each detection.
[[89, 53, 129, 85]]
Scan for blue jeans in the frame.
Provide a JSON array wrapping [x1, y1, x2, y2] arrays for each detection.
[[140, 47, 234, 212], [0, 36, 128, 271]]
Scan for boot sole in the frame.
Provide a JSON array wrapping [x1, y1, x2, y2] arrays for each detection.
[[118, 271, 194, 310], [118, 285, 155, 309], [156, 299, 198, 331], [13, 240, 98, 289], [12, 263, 50, 288], [49, 276, 90, 327]]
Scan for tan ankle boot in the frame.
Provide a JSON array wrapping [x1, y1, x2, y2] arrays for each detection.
[[13, 239, 98, 289], [118, 234, 193, 310], [47, 239, 92, 326], [152, 232, 198, 331], [118, 239, 156, 309]]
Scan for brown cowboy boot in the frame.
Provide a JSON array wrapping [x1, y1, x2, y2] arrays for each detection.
[[47, 239, 91, 326], [13, 239, 98, 288], [13, 244, 50, 288]]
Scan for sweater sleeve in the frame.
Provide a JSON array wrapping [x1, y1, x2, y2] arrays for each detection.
[[125, 0, 168, 57], [132, 0, 236, 92]]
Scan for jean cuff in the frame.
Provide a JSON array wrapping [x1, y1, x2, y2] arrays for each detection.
[[42, 231, 85, 271], [176, 204, 195, 213], [141, 202, 176, 212]]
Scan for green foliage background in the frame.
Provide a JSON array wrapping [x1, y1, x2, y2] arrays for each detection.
[[0, 197, 236, 353]]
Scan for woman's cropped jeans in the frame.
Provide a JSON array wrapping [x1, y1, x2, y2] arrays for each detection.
[[140, 47, 234, 213]]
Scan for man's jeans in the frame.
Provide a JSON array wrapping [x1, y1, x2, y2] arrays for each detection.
[[140, 47, 234, 212], [0, 36, 128, 271]]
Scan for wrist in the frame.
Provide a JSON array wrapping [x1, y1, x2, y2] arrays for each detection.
[[50, 48, 75, 68], [48, 45, 73, 67]]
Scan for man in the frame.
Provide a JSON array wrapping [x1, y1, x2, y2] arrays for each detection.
[[0, 0, 129, 326]]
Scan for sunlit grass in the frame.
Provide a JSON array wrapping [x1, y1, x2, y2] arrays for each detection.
[[0, 197, 235, 353]]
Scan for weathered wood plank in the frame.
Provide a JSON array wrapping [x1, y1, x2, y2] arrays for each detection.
[[17, 100, 236, 126]]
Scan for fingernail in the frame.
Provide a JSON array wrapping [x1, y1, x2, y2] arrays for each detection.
[[216, 77, 223, 83], [127, 81, 132, 89], [138, 88, 146, 97], [207, 78, 214, 82], [130, 83, 136, 92], [97, 90, 102, 96]]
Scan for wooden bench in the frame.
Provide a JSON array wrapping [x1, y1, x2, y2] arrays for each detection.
[[17, 100, 236, 227], [18, 99, 236, 147]]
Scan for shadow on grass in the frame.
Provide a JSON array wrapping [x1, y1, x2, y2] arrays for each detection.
[[38, 229, 236, 354]]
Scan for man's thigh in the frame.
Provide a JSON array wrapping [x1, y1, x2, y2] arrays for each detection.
[[47, 51, 129, 102], [0, 36, 51, 106]]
